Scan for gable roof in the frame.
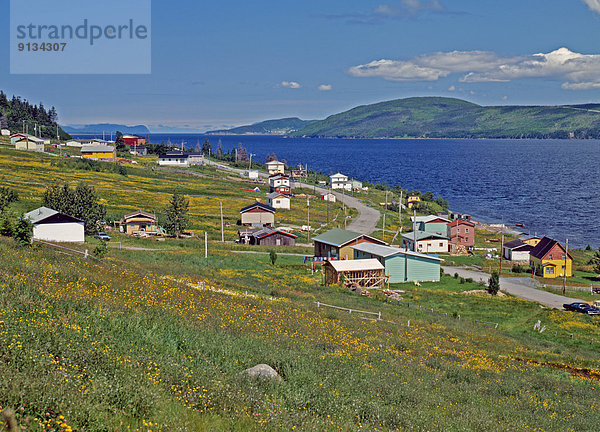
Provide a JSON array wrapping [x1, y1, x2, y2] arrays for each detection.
[[81, 145, 115, 153], [530, 237, 572, 260], [24, 207, 83, 225], [266, 192, 289, 199], [503, 239, 533, 251], [352, 243, 443, 262], [402, 231, 449, 242], [265, 160, 284, 166], [520, 235, 542, 241], [240, 202, 276, 214], [123, 210, 156, 221], [252, 227, 297, 239], [411, 215, 450, 224], [312, 228, 364, 247], [327, 259, 384, 272], [448, 219, 475, 227], [330, 172, 347, 179]]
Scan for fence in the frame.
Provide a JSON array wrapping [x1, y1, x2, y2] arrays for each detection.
[[543, 284, 600, 294], [34, 240, 92, 258], [315, 301, 382, 320]]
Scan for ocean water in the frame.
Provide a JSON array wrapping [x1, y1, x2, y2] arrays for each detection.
[[78, 133, 600, 248]]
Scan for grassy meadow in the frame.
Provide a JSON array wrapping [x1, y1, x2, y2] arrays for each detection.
[[1, 146, 600, 431]]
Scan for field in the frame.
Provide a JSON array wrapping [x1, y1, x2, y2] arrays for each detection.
[[1, 147, 600, 431]]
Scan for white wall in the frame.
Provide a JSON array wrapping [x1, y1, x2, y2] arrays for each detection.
[[268, 197, 290, 209], [33, 222, 85, 243]]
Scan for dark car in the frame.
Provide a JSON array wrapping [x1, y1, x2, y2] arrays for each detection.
[[563, 302, 600, 315], [94, 232, 111, 241]]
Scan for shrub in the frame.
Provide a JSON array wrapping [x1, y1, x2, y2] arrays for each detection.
[[454, 273, 459, 279], [93, 240, 108, 259], [488, 271, 500, 295], [13, 216, 32, 246], [512, 264, 522, 273], [459, 277, 465, 284], [270, 250, 277, 266]]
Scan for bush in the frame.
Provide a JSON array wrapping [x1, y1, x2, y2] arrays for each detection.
[[454, 273, 459, 279], [459, 277, 465, 284], [465, 277, 473, 283], [488, 271, 500, 296], [93, 240, 108, 259], [270, 250, 277, 266], [13, 216, 32, 246], [0, 211, 15, 236], [512, 264, 523, 273]]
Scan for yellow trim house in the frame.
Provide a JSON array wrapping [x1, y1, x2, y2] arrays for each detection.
[[407, 195, 421, 209], [529, 237, 573, 278], [81, 145, 116, 161]]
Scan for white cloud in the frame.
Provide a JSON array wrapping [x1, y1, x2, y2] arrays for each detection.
[[317, 84, 333, 91], [279, 81, 302, 89], [349, 47, 600, 90], [447, 85, 456, 91], [582, 0, 600, 13]]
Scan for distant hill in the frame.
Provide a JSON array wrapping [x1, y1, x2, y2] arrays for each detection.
[[289, 97, 600, 139], [63, 123, 150, 135], [207, 117, 316, 135]]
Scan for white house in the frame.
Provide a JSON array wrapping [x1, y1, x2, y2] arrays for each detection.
[[266, 192, 291, 210], [158, 152, 190, 167], [330, 173, 351, 191], [402, 231, 449, 254], [24, 207, 85, 243], [242, 170, 259, 180], [502, 240, 534, 261], [14, 137, 45, 152], [266, 160, 285, 175], [321, 192, 337, 203]]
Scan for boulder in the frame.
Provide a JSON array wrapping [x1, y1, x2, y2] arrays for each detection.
[[241, 364, 282, 383]]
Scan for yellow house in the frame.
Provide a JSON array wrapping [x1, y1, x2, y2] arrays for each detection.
[[407, 195, 421, 209], [81, 145, 116, 161], [120, 210, 160, 235], [529, 237, 573, 278]]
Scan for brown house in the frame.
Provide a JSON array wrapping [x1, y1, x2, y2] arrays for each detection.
[[240, 202, 276, 227], [238, 227, 296, 246], [313, 228, 387, 260], [120, 210, 160, 235]]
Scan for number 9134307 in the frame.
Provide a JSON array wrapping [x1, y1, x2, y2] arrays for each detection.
[[18, 42, 67, 52]]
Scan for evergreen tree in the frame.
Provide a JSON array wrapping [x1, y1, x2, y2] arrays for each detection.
[[13, 216, 33, 246], [201, 139, 212, 156], [163, 193, 189, 237], [0, 187, 18, 214], [216, 139, 224, 158], [488, 271, 500, 296], [0, 111, 8, 130], [43, 183, 106, 235], [115, 131, 127, 151]]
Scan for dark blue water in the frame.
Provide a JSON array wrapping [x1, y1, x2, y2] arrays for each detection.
[[77, 133, 600, 248]]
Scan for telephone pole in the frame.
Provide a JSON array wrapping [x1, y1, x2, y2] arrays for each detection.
[[220, 202, 224, 242], [306, 197, 311, 242], [563, 239, 569, 295]]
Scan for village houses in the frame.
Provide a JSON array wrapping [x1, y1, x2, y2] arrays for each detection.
[[266, 192, 291, 210], [330, 173, 351, 191], [529, 237, 573, 278], [313, 228, 386, 260], [265, 160, 285, 175], [24, 207, 85, 243], [239, 202, 276, 227], [119, 211, 160, 236], [268, 174, 291, 195]]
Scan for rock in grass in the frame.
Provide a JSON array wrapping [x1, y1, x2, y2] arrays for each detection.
[[241, 364, 282, 383]]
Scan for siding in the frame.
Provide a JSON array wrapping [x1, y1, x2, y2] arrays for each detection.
[[241, 212, 274, 226], [354, 250, 440, 283], [33, 222, 85, 243]]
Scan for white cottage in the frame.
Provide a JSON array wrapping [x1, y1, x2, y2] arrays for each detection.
[[266, 192, 291, 210], [25, 207, 85, 243], [265, 160, 285, 175]]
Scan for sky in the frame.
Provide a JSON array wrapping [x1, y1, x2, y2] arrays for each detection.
[[4, 0, 600, 131]]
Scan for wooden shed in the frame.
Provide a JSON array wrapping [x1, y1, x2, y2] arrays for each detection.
[[239, 227, 296, 246], [240, 202, 276, 227], [323, 259, 387, 289]]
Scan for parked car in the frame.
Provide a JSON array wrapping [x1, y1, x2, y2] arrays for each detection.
[[563, 302, 600, 315], [94, 232, 111, 241]]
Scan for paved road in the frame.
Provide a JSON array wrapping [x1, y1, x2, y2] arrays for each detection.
[[200, 162, 382, 235], [443, 266, 583, 309]]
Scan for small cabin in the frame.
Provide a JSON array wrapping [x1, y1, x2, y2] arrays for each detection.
[[240, 202, 276, 227]]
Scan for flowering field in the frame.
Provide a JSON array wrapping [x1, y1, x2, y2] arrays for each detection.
[[1, 237, 600, 431]]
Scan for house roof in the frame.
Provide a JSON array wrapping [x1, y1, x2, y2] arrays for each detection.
[[123, 210, 156, 221], [327, 259, 384, 272], [24, 207, 83, 224], [520, 235, 542, 241], [503, 239, 533, 251], [252, 227, 297, 239], [411, 215, 450, 224], [530, 237, 573, 260], [15, 136, 44, 143], [266, 160, 284, 166], [402, 231, 449, 242], [81, 145, 115, 153], [239, 202, 276, 214], [268, 173, 289, 179], [266, 192, 289, 199], [312, 228, 364, 247], [351, 243, 443, 262], [448, 219, 475, 227], [330, 173, 347, 179]]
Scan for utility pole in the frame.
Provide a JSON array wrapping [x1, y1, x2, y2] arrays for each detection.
[[563, 239, 569, 295], [413, 209, 417, 251], [22, 120, 25, 133], [249, 153, 254, 170], [326, 185, 330, 225], [382, 190, 388, 242], [205, 232, 208, 258], [342, 187, 347, 229], [307, 197, 310, 242], [499, 232, 504, 276], [399, 190, 403, 228], [220, 202, 224, 242]]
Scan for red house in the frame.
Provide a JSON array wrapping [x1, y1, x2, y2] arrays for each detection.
[[268, 174, 291, 195], [448, 219, 475, 249], [122, 134, 146, 147]]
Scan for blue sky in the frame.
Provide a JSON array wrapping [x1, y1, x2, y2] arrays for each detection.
[[4, 0, 600, 131]]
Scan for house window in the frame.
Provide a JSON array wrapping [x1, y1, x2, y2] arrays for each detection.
[[439, 242, 444, 247], [548, 254, 552, 260], [466, 228, 469, 233], [561, 254, 566, 260], [546, 267, 554, 274]]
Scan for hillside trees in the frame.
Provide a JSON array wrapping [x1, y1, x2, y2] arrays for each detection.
[[42, 183, 106, 234], [163, 193, 189, 237]]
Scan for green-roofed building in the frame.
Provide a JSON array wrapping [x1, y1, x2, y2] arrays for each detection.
[[313, 228, 387, 260]]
